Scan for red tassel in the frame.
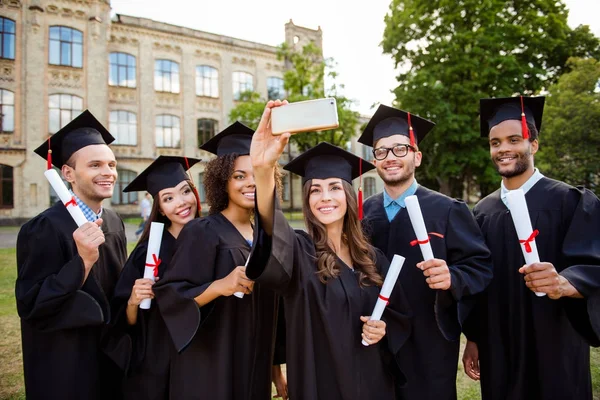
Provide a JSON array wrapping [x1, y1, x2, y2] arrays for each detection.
[[358, 158, 363, 220], [184, 157, 201, 213], [520, 96, 529, 140], [47, 137, 52, 170], [407, 112, 416, 147]]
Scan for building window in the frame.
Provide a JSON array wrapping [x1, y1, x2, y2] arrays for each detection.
[[109, 110, 137, 145], [156, 114, 180, 148], [197, 118, 218, 147], [154, 59, 180, 93], [112, 169, 138, 205], [364, 177, 377, 198], [283, 174, 291, 201], [267, 77, 285, 100], [0, 89, 14, 133], [196, 66, 219, 98], [49, 26, 83, 68], [0, 17, 15, 60], [0, 164, 13, 208], [48, 94, 83, 134], [232, 71, 254, 100], [198, 172, 206, 203], [361, 143, 374, 162], [109, 52, 136, 88]]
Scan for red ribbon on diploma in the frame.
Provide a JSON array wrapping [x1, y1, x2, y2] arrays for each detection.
[[378, 294, 389, 305], [145, 254, 161, 277], [64, 196, 77, 208], [410, 232, 444, 247], [519, 229, 539, 253]]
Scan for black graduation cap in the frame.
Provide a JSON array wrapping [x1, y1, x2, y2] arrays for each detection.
[[34, 109, 114, 169], [479, 96, 545, 138], [200, 121, 254, 156], [358, 105, 436, 148], [284, 142, 375, 185], [123, 156, 202, 196]]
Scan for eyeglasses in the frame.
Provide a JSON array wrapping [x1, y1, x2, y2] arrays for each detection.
[[372, 144, 415, 160]]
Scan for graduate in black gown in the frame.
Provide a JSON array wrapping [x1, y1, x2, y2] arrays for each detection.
[[461, 96, 600, 400], [357, 105, 492, 400], [15, 110, 127, 400], [153, 122, 285, 400], [107, 156, 201, 399], [246, 101, 412, 400]]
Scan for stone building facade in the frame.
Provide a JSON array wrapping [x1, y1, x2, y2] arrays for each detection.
[[0, 0, 383, 222]]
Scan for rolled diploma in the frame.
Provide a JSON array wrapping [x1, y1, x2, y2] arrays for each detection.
[[140, 222, 165, 309], [405, 195, 434, 261], [505, 189, 545, 297], [362, 254, 405, 346], [44, 169, 88, 227], [233, 255, 251, 299]]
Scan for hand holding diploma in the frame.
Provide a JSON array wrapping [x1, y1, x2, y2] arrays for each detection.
[[72, 218, 105, 275], [233, 256, 251, 299], [219, 265, 254, 297], [362, 254, 405, 346], [505, 189, 545, 297], [140, 222, 164, 309]]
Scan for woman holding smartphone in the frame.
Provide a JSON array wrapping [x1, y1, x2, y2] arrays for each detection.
[[107, 156, 201, 399], [154, 122, 286, 400], [246, 101, 411, 400]]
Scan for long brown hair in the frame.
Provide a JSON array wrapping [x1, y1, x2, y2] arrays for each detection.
[[302, 180, 383, 287], [204, 153, 283, 215], [137, 179, 200, 246]]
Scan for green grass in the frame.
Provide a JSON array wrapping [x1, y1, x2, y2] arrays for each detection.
[[1, 246, 599, 399]]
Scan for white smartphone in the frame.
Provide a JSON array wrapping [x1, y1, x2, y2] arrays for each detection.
[[271, 98, 339, 135]]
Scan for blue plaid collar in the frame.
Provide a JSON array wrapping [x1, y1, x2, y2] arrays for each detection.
[[69, 190, 103, 222], [383, 179, 418, 208]]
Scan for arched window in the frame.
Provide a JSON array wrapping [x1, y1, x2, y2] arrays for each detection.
[[232, 71, 254, 100], [0, 164, 13, 208], [155, 114, 180, 148], [48, 94, 83, 134], [197, 118, 218, 147], [112, 169, 138, 205], [0, 17, 16, 60], [364, 177, 377, 198], [109, 110, 137, 145], [196, 66, 219, 98], [49, 26, 83, 68], [155, 60, 180, 93], [0, 89, 14, 133], [109, 52, 136, 88]]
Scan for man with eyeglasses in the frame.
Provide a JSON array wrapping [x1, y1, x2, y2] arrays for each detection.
[[358, 105, 492, 400]]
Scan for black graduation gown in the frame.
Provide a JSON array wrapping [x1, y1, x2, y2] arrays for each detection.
[[106, 229, 177, 400], [15, 201, 127, 400], [362, 186, 492, 400], [467, 177, 600, 400], [153, 212, 279, 400], [246, 198, 411, 400]]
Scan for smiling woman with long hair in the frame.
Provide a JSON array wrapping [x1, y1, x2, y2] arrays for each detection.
[[246, 101, 411, 400], [106, 156, 201, 400], [153, 122, 286, 400]]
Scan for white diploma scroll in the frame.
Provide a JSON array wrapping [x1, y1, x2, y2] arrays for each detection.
[[233, 255, 251, 299], [505, 189, 545, 297], [405, 195, 435, 261], [140, 222, 165, 309], [44, 169, 88, 227], [362, 254, 405, 346]]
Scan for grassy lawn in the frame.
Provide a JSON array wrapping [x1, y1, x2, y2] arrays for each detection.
[[1, 246, 598, 399]]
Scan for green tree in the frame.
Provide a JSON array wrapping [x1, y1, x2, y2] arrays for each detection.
[[536, 57, 600, 194], [382, 0, 600, 199], [229, 42, 360, 152]]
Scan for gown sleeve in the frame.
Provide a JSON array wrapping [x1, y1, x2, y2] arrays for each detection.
[[15, 215, 106, 332], [557, 188, 600, 346], [153, 219, 219, 353]]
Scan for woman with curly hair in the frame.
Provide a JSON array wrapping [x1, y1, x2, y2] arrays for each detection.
[[246, 101, 411, 400], [106, 155, 201, 399], [154, 122, 286, 400]]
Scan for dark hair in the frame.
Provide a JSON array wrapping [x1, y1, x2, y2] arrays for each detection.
[[136, 179, 200, 246], [302, 180, 383, 287], [527, 122, 539, 142], [204, 153, 283, 215]]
